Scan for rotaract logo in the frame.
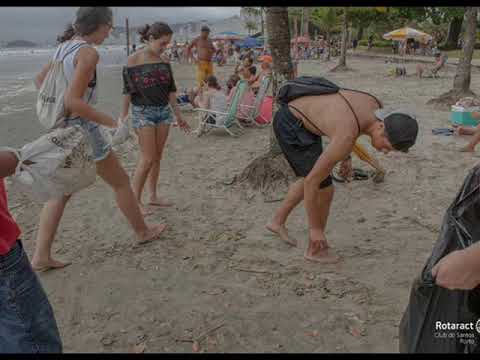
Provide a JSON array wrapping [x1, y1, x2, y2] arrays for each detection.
[[476, 319, 480, 334]]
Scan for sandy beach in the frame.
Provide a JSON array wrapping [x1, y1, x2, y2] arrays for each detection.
[[2, 56, 480, 352]]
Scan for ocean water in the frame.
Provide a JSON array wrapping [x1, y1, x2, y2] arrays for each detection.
[[0, 45, 127, 117]]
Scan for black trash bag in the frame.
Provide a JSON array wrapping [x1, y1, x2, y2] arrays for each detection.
[[399, 165, 480, 353]]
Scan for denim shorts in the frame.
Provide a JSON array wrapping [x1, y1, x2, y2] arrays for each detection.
[[131, 105, 175, 129], [65, 117, 112, 162], [0, 241, 63, 353]]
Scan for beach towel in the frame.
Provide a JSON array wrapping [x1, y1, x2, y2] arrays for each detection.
[[432, 128, 454, 136]]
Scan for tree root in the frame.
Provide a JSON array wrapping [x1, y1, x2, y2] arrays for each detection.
[[237, 151, 295, 196], [427, 89, 478, 111]]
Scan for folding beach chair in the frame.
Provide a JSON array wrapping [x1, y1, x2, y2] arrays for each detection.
[[237, 76, 272, 127], [193, 80, 248, 137]]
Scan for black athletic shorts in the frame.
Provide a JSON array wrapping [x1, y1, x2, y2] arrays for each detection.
[[273, 105, 333, 189]]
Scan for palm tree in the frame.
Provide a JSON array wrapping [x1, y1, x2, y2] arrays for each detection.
[[331, 7, 351, 71], [302, 7, 310, 37], [310, 7, 342, 61], [239, 7, 295, 191], [245, 20, 258, 35], [428, 7, 478, 109], [241, 7, 264, 35]]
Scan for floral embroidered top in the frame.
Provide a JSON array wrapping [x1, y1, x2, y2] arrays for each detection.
[[122, 62, 177, 107]]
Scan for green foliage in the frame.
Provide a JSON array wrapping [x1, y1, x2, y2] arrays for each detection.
[[309, 7, 342, 35], [358, 39, 392, 48]]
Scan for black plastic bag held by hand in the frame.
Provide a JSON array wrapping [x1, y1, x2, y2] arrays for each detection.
[[399, 165, 480, 353]]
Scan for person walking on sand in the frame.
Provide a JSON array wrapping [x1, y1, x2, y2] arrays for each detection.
[[121, 22, 190, 214], [31, 7, 167, 272], [267, 78, 418, 263], [187, 26, 216, 87], [0, 150, 62, 353]]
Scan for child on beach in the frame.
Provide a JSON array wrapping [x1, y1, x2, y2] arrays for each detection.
[[121, 22, 190, 214], [31, 7, 167, 272], [0, 150, 62, 352]]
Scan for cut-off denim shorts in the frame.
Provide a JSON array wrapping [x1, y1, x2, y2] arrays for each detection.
[[0, 241, 63, 353], [64, 117, 112, 162], [131, 104, 175, 129]]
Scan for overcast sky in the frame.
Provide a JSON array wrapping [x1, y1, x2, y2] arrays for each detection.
[[0, 7, 241, 43]]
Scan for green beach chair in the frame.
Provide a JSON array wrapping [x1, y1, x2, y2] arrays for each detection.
[[237, 76, 271, 127], [194, 79, 248, 137]]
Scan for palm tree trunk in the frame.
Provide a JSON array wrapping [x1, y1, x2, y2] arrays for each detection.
[[302, 7, 310, 37], [339, 8, 348, 67], [239, 7, 295, 191], [427, 7, 478, 109], [444, 16, 463, 50], [331, 8, 349, 71], [357, 26, 364, 41], [453, 7, 477, 92]]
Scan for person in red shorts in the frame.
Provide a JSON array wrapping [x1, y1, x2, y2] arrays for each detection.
[[0, 151, 62, 353]]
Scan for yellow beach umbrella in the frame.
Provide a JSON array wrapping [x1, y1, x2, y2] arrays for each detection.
[[383, 27, 432, 43]]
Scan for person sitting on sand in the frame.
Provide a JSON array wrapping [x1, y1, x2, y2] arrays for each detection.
[[416, 53, 446, 78], [121, 22, 191, 214], [267, 79, 419, 263], [31, 7, 167, 272], [454, 112, 480, 152], [192, 75, 228, 136]]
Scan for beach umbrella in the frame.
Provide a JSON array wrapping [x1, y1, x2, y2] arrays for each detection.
[[383, 27, 432, 43], [235, 37, 263, 49], [211, 31, 244, 41]]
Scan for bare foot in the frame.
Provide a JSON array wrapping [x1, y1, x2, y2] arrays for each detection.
[[139, 203, 153, 216], [266, 223, 297, 247], [304, 240, 341, 264], [135, 223, 168, 247], [304, 248, 341, 264], [460, 145, 475, 153], [148, 197, 173, 207], [31, 258, 71, 272]]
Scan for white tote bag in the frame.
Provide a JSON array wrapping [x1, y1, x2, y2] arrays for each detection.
[[1, 125, 96, 202]]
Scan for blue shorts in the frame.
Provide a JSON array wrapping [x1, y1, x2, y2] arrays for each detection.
[[131, 105, 175, 129], [0, 241, 63, 353], [65, 117, 112, 162]]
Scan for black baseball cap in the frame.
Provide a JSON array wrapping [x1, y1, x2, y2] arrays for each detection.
[[201, 26, 210, 32], [375, 108, 419, 153]]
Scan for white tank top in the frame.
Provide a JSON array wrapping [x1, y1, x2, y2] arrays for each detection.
[[52, 39, 98, 104]]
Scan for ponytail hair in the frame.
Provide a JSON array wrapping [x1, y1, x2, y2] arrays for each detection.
[[56, 7, 112, 43], [138, 22, 173, 43], [57, 24, 75, 43]]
